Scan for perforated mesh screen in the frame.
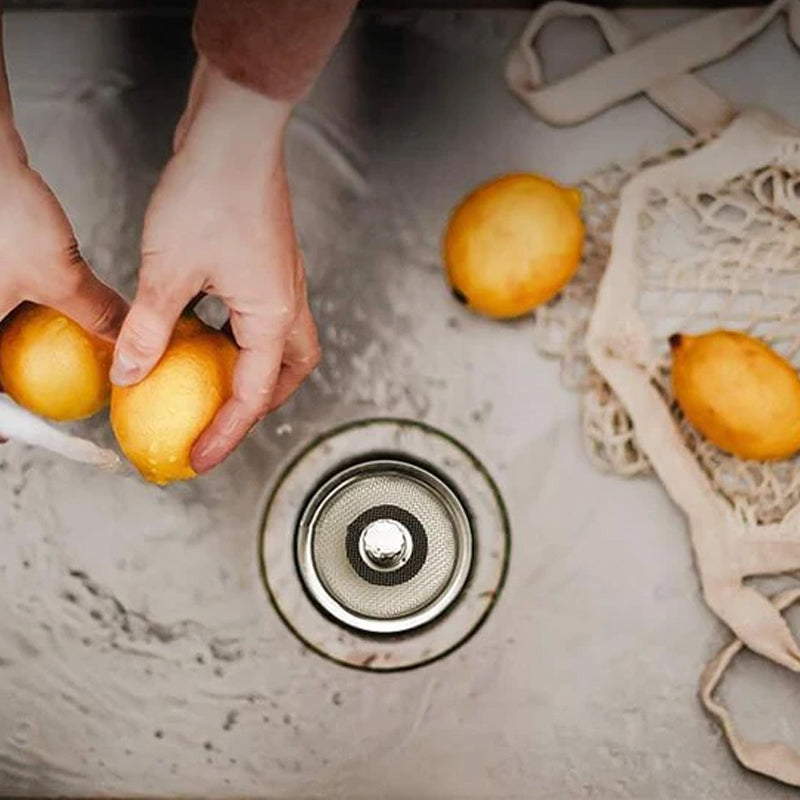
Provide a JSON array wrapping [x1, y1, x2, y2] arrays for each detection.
[[312, 472, 458, 619]]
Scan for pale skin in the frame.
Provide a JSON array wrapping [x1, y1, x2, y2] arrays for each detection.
[[0, 1, 356, 472]]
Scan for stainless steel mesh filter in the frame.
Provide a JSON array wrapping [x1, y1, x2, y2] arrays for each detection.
[[297, 459, 473, 634]]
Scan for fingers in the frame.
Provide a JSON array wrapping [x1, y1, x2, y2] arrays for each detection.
[[190, 301, 320, 474], [110, 260, 200, 386], [42, 256, 128, 343], [190, 340, 285, 474], [191, 300, 293, 472], [269, 301, 321, 412]]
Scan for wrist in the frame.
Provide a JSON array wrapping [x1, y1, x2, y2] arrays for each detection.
[[175, 57, 291, 168]]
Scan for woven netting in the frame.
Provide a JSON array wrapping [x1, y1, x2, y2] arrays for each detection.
[[534, 134, 800, 525]]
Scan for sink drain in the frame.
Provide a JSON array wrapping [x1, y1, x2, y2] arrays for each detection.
[[298, 458, 473, 634], [260, 419, 509, 671]]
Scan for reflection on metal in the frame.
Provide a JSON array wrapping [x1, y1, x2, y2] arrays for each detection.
[[359, 517, 413, 571]]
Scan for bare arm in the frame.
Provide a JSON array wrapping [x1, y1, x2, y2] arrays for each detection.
[[193, 0, 358, 102], [0, 14, 25, 164], [0, 14, 9, 116], [0, 9, 126, 338]]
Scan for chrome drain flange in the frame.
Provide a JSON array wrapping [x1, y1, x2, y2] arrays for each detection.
[[260, 419, 509, 671]]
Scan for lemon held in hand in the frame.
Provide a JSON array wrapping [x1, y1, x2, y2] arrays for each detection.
[[110, 315, 237, 485], [444, 173, 584, 319], [670, 329, 800, 461], [0, 303, 113, 421]]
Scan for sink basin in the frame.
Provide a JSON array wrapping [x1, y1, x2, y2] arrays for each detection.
[[2, 7, 800, 799]]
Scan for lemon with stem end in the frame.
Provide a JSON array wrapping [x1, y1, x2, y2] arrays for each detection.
[[670, 329, 800, 461]]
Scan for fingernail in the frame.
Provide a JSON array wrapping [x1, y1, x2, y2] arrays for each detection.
[[191, 443, 219, 474], [110, 353, 141, 387]]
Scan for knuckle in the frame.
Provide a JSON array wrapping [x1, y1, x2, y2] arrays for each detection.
[[302, 343, 322, 373], [269, 305, 296, 334], [237, 308, 295, 350], [294, 259, 308, 293], [253, 399, 271, 419], [136, 268, 197, 319], [138, 253, 185, 297], [135, 266, 160, 297], [136, 268, 170, 305], [232, 397, 269, 428], [251, 384, 275, 417], [65, 241, 84, 267]]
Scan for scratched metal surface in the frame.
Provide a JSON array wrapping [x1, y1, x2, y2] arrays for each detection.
[[2, 8, 800, 799]]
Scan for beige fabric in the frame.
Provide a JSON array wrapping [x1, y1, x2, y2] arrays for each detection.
[[533, 136, 708, 477], [507, 1, 800, 786], [506, 0, 800, 133], [700, 588, 800, 787], [588, 108, 800, 673]]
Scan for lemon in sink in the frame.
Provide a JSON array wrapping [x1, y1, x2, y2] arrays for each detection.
[[110, 314, 237, 485], [0, 302, 113, 421], [443, 173, 584, 319], [670, 329, 800, 461]]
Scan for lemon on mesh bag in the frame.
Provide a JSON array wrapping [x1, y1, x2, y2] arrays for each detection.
[[670, 329, 800, 461]]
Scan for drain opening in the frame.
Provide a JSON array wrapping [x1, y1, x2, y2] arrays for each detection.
[[260, 419, 509, 671], [297, 459, 473, 634]]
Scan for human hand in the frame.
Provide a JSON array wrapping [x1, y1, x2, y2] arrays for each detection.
[[0, 13, 126, 445], [110, 59, 320, 475], [0, 139, 128, 342]]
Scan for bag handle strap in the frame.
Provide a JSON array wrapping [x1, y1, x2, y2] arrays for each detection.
[[505, 0, 800, 134], [700, 588, 800, 787]]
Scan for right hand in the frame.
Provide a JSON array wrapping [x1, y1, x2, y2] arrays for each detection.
[[0, 149, 127, 341], [111, 61, 320, 475]]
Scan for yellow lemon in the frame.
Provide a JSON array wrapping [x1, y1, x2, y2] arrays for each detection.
[[670, 330, 800, 461], [443, 173, 584, 319], [0, 303, 113, 421], [110, 315, 237, 485]]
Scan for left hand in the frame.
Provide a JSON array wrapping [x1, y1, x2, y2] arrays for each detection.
[[110, 59, 320, 474]]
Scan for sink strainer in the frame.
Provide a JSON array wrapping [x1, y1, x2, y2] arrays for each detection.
[[298, 459, 473, 634], [259, 419, 509, 671]]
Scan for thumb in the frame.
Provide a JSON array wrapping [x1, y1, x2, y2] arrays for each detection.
[[47, 258, 128, 343], [110, 272, 195, 387]]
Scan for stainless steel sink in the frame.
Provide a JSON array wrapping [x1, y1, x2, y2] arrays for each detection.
[[2, 7, 800, 799]]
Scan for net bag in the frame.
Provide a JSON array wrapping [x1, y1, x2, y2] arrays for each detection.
[[507, 0, 800, 785]]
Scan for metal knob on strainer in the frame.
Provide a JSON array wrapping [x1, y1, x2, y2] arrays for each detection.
[[359, 519, 412, 570], [296, 459, 473, 635]]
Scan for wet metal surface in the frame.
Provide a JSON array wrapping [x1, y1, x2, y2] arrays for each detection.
[[2, 7, 800, 798]]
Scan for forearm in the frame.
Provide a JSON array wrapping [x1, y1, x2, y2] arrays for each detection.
[[0, 14, 9, 119], [192, 0, 357, 103], [0, 13, 24, 164], [0, 14, 14, 140]]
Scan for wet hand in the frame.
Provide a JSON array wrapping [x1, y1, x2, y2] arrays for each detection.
[[0, 147, 127, 342], [110, 59, 320, 475]]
